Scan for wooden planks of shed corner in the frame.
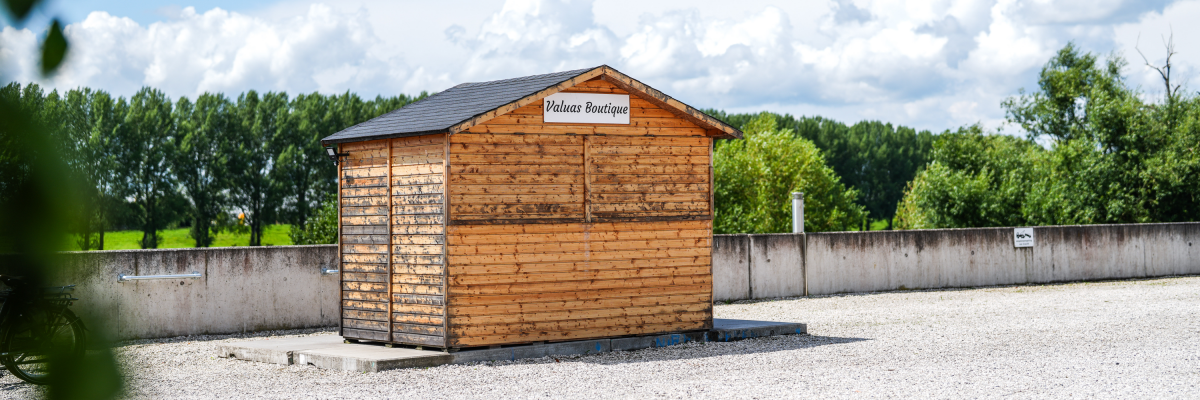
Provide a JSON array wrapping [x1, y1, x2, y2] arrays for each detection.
[[340, 134, 448, 347], [443, 78, 714, 347]]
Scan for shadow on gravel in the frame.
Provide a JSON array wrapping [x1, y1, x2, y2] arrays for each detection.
[[570, 334, 869, 366]]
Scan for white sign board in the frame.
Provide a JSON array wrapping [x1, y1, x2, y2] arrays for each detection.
[[1014, 227, 1035, 248], [543, 92, 630, 124]]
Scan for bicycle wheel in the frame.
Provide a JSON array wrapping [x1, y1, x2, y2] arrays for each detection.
[[0, 307, 87, 385]]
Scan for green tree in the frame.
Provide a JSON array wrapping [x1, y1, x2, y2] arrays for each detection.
[[706, 110, 933, 229], [289, 194, 338, 245], [1141, 96, 1200, 222], [55, 88, 123, 250], [714, 113, 866, 233], [899, 42, 1200, 229], [231, 91, 286, 246], [275, 92, 331, 229], [173, 93, 234, 247], [1006, 43, 1198, 224], [894, 125, 1045, 229], [113, 88, 176, 248]]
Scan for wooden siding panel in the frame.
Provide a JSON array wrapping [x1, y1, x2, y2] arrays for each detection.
[[339, 147, 391, 339], [342, 135, 448, 345], [449, 131, 586, 224], [445, 220, 712, 347], [451, 321, 708, 347], [387, 135, 448, 346], [452, 284, 710, 307], [450, 293, 710, 317], [447, 257, 711, 276]]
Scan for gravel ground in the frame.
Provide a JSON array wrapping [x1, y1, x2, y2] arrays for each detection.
[[2, 276, 1199, 399]]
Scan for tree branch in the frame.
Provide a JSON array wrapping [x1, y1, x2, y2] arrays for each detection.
[[1135, 30, 1179, 101]]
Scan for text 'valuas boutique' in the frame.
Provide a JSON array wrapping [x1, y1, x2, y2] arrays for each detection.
[[321, 65, 742, 350]]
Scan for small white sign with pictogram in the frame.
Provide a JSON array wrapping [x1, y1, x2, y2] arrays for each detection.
[[1014, 227, 1035, 248]]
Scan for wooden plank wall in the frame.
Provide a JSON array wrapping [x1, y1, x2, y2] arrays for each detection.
[[445, 78, 713, 347], [389, 134, 448, 346], [339, 135, 448, 346], [446, 221, 712, 346], [339, 139, 392, 341], [589, 135, 710, 221], [449, 133, 584, 224]]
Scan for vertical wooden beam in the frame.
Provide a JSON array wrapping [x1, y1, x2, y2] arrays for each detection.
[[337, 145, 344, 337], [583, 134, 592, 223], [385, 139, 394, 343], [442, 134, 451, 349], [708, 137, 715, 329], [709, 138, 715, 218]]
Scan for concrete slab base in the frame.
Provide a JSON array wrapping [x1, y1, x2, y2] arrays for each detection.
[[217, 318, 806, 372]]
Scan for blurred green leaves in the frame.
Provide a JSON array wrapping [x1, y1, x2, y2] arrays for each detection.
[[3, 0, 35, 20], [41, 19, 68, 76], [3, 0, 122, 398]]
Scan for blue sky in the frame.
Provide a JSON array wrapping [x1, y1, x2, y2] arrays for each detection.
[[25, 0, 278, 25], [2, 0, 1196, 133]]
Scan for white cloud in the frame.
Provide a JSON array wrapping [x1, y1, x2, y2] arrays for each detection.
[[0, 27, 40, 81], [3, 4, 425, 98], [1, 0, 1193, 133], [454, 0, 619, 81], [961, 0, 1053, 77]]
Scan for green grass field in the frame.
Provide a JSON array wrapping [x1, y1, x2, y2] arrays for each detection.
[[71, 218, 889, 250], [69, 224, 293, 251]]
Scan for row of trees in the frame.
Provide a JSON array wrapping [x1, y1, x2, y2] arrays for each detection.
[[1, 82, 425, 249], [12, 42, 1195, 246], [896, 43, 1200, 228]]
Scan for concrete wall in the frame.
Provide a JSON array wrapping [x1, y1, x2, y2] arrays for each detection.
[[34, 222, 1198, 339], [712, 235, 750, 301], [48, 245, 339, 340], [721, 222, 1199, 299], [805, 228, 1030, 295], [713, 234, 807, 301]]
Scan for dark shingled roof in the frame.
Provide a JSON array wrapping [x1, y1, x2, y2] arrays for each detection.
[[321, 67, 596, 144]]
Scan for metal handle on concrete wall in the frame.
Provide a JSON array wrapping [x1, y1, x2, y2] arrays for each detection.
[[118, 271, 202, 282], [320, 268, 339, 275]]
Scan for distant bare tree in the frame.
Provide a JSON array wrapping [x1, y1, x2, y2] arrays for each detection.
[[1136, 31, 1184, 102]]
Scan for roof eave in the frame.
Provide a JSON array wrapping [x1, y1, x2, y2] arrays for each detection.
[[321, 128, 452, 146]]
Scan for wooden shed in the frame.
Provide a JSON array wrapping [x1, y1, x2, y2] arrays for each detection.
[[320, 65, 742, 349]]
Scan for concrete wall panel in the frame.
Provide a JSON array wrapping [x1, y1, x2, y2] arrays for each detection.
[[712, 235, 750, 301], [52, 245, 338, 340], [805, 232, 888, 295], [1143, 223, 1200, 276], [748, 234, 806, 299]]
